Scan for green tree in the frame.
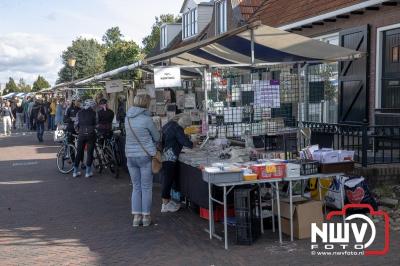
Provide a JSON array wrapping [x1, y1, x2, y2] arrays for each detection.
[[32, 75, 51, 92], [18, 78, 31, 92], [104, 40, 142, 80], [57, 38, 105, 84], [102, 26, 123, 48], [142, 14, 179, 55], [4, 77, 19, 94]]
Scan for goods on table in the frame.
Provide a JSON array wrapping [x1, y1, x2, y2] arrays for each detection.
[[203, 164, 243, 184]]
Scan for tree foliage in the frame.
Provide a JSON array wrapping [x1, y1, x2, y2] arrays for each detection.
[[102, 27, 123, 48], [105, 40, 142, 80], [142, 14, 179, 56], [57, 38, 106, 84], [32, 75, 51, 92], [4, 77, 19, 94], [18, 78, 32, 92]]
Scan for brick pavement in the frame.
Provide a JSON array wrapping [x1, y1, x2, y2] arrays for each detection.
[[0, 134, 399, 266]]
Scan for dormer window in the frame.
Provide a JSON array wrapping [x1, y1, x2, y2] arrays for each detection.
[[182, 8, 198, 39], [160, 25, 167, 49], [215, 0, 227, 34]]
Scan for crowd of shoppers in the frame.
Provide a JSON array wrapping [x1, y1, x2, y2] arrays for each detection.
[[2, 92, 195, 229]]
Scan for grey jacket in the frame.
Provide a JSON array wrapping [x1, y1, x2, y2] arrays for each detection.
[[125, 107, 160, 158]]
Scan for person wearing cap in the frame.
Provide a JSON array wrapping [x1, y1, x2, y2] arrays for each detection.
[[73, 99, 97, 178], [97, 98, 115, 138]]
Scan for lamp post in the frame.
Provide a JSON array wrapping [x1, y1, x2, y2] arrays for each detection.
[[68, 57, 77, 96]]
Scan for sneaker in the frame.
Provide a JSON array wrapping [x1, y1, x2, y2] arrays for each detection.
[[132, 215, 142, 227], [85, 166, 93, 178], [73, 167, 81, 178], [161, 201, 180, 213], [142, 215, 151, 227]]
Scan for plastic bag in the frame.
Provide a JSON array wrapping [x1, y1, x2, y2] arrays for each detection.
[[344, 176, 378, 210], [325, 176, 348, 209]]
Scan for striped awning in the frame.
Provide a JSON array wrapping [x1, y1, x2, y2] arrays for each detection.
[[146, 23, 362, 66]]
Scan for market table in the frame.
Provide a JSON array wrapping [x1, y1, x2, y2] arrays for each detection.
[[283, 173, 345, 241], [205, 176, 283, 250]]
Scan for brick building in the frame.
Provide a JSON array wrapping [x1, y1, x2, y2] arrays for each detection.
[[155, 0, 400, 125]]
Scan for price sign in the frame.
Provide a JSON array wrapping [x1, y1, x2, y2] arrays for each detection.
[[266, 165, 276, 174]]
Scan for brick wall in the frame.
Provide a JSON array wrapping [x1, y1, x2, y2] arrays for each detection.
[[293, 5, 400, 124]]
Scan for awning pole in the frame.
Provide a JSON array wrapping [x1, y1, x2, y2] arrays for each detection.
[[250, 29, 255, 65]]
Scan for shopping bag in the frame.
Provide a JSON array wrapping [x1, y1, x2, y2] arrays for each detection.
[[325, 176, 348, 209], [344, 176, 378, 210], [54, 128, 64, 143]]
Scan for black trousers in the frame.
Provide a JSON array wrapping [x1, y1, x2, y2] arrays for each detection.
[[162, 161, 178, 199], [74, 134, 95, 168]]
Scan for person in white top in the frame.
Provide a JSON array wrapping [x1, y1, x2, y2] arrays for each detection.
[[1, 101, 14, 136]]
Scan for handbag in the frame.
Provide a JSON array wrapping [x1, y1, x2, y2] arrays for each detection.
[[127, 118, 162, 174]]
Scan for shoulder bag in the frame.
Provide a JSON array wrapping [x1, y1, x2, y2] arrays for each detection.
[[127, 118, 162, 174]]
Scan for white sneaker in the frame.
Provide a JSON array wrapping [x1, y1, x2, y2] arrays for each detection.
[[161, 201, 180, 213], [73, 171, 81, 178]]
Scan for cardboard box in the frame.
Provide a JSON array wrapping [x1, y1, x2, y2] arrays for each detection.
[[275, 199, 323, 239], [338, 150, 355, 162], [313, 150, 339, 164]]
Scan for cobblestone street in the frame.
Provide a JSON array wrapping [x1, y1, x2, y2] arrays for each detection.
[[0, 133, 399, 266]]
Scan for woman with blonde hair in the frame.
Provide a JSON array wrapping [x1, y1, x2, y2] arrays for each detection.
[[125, 94, 160, 227]]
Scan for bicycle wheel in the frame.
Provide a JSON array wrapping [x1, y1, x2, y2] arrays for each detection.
[[56, 144, 77, 174], [93, 147, 103, 174], [113, 142, 123, 166], [104, 146, 119, 179]]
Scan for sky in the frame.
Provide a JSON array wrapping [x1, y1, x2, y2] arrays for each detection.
[[0, 0, 181, 88]]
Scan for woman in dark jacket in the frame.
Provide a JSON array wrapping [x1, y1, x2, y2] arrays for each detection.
[[161, 113, 193, 213], [31, 99, 47, 142]]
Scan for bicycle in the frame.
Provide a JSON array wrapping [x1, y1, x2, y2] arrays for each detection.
[[93, 131, 120, 179], [56, 130, 77, 174]]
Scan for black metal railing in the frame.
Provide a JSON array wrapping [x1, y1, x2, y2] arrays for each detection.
[[301, 122, 400, 167]]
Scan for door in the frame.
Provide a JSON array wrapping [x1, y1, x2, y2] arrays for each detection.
[[382, 28, 400, 109], [338, 25, 370, 124]]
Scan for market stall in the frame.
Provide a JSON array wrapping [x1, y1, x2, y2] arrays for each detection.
[[142, 22, 363, 248]]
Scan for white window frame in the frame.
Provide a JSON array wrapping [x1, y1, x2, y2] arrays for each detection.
[[376, 23, 400, 109], [182, 8, 198, 40], [160, 25, 167, 49], [215, 0, 227, 35]]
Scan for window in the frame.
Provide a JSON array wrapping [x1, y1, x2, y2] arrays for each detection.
[[160, 25, 167, 49], [182, 8, 198, 39], [215, 0, 227, 34]]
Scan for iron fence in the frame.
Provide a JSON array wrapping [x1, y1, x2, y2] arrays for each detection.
[[302, 122, 400, 166]]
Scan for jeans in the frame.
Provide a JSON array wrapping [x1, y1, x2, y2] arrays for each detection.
[[49, 115, 55, 130], [36, 122, 44, 141], [127, 156, 153, 215], [3, 116, 12, 135], [16, 113, 24, 129], [74, 134, 95, 168], [162, 161, 178, 200]]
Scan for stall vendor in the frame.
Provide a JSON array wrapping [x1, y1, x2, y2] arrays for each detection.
[[161, 113, 193, 213]]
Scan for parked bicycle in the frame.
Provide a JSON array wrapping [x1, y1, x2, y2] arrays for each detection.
[[56, 130, 77, 174], [93, 130, 120, 179]]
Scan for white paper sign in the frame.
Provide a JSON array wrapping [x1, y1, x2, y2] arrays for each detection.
[[154, 67, 181, 88], [105, 80, 124, 93]]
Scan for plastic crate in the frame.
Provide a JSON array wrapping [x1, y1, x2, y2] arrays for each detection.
[[199, 206, 235, 222], [294, 160, 319, 175], [202, 168, 243, 184], [234, 186, 259, 211], [236, 220, 261, 245]]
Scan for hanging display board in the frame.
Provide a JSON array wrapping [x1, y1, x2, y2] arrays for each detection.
[[105, 80, 124, 93], [154, 67, 181, 88]]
